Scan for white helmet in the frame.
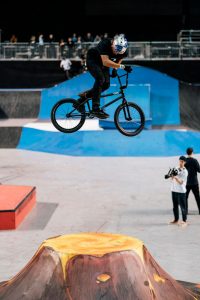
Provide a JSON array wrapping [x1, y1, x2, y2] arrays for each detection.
[[113, 34, 128, 54]]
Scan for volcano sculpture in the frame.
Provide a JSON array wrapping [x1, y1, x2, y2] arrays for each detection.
[[0, 232, 199, 300]]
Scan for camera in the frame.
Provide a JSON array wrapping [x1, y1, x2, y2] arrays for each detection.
[[164, 167, 181, 179]]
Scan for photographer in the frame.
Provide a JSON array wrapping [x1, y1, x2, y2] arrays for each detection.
[[168, 156, 188, 226]]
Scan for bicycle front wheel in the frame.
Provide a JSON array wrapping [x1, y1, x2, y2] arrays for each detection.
[[114, 102, 145, 137], [51, 99, 86, 133]]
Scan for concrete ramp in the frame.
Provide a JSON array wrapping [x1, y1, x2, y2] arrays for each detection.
[[180, 82, 200, 131], [0, 90, 40, 148], [0, 90, 41, 118]]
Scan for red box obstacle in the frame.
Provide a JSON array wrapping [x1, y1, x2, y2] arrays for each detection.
[[0, 185, 36, 230]]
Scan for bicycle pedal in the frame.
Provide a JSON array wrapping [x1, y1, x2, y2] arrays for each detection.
[[88, 113, 95, 119]]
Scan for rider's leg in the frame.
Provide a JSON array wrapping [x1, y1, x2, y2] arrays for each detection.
[[85, 64, 104, 108], [90, 69, 110, 118], [90, 76, 110, 118], [87, 64, 110, 109], [78, 90, 93, 100], [101, 68, 110, 93], [79, 61, 109, 118]]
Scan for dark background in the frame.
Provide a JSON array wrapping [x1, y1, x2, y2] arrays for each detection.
[[0, 0, 200, 42]]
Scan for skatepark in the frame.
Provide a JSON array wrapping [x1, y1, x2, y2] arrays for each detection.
[[1, 14, 200, 297], [0, 63, 200, 289]]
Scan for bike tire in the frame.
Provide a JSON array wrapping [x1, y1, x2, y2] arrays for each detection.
[[114, 102, 145, 137], [51, 98, 86, 133]]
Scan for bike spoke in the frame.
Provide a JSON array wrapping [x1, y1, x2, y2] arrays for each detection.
[[119, 107, 141, 130], [55, 103, 80, 129], [115, 102, 145, 136], [52, 100, 85, 132]]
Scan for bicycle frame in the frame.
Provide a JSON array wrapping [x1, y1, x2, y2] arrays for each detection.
[[100, 72, 129, 109], [68, 71, 130, 117], [82, 72, 129, 112]]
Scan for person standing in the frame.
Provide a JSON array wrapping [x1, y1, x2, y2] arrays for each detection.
[[38, 34, 44, 58], [185, 147, 200, 214], [48, 34, 56, 58], [170, 156, 188, 226], [59, 39, 65, 58], [60, 57, 72, 80], [30, 35, 36, 58]]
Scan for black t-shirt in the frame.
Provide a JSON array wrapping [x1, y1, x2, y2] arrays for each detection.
[[185, 157, 200, 185], [87, 38, 128, 66]]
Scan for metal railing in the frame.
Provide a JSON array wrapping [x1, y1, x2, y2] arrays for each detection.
[[0, 41, 200, 60], [177, 30, 200, 43]]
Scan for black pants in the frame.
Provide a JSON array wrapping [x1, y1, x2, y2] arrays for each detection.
[[172, 192, 187, 222], [186, 184, 200, 214], [86, 58, 110, 109], [64, 70, 70, 80]]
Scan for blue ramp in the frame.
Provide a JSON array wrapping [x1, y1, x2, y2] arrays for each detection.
[[18, 128, 200, 157], [127, 65, 179, 125]]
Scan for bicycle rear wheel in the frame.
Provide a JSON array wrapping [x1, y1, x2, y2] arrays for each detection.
[[51, 99, 86, 133], [114, 102, 145, 137]]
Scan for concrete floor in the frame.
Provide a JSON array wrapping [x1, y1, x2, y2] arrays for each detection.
[[0, 149, 200, 283]]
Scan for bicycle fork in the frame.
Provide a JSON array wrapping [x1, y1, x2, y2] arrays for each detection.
[[123, 101, 132, 121]]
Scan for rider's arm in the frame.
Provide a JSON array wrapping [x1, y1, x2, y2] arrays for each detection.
[[116, 58, 123, 64], [101, 55, 123, 69]]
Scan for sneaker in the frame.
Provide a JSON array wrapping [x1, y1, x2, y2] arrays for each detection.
[[91, 109, 109, 119]]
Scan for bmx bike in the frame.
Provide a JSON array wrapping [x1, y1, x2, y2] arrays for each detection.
[[51, 70, 145, 137]]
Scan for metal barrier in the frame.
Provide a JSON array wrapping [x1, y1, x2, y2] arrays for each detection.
[[0, 41, 200, 60], [177, 30, 200, 43]]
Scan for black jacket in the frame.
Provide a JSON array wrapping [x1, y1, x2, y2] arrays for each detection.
[[185, 157, 200, 185]]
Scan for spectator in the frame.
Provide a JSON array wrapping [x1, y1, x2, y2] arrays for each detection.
[[84, 32, 94, 50], [84, 32, 93, 42], [38, 34, 44, 58], [76, 36, 82, 57], [72, 33, 77, 44], [9, 34, 18, 58], [94, 35, 101, 43], [79, 50, 87, 73], [185, 147, 200, 214], [60, 56, 72, 80], [10, 34, 17, 43], [66, 37, 74, 58], [59, 39, 65, 58], [170, 156, 188, 227], [30, 35, 36, 58], [48, 34, 56, 58]]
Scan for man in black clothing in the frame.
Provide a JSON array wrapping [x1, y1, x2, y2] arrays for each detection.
[[76, 34, 132, 119], [185, 147, 200, 214]]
